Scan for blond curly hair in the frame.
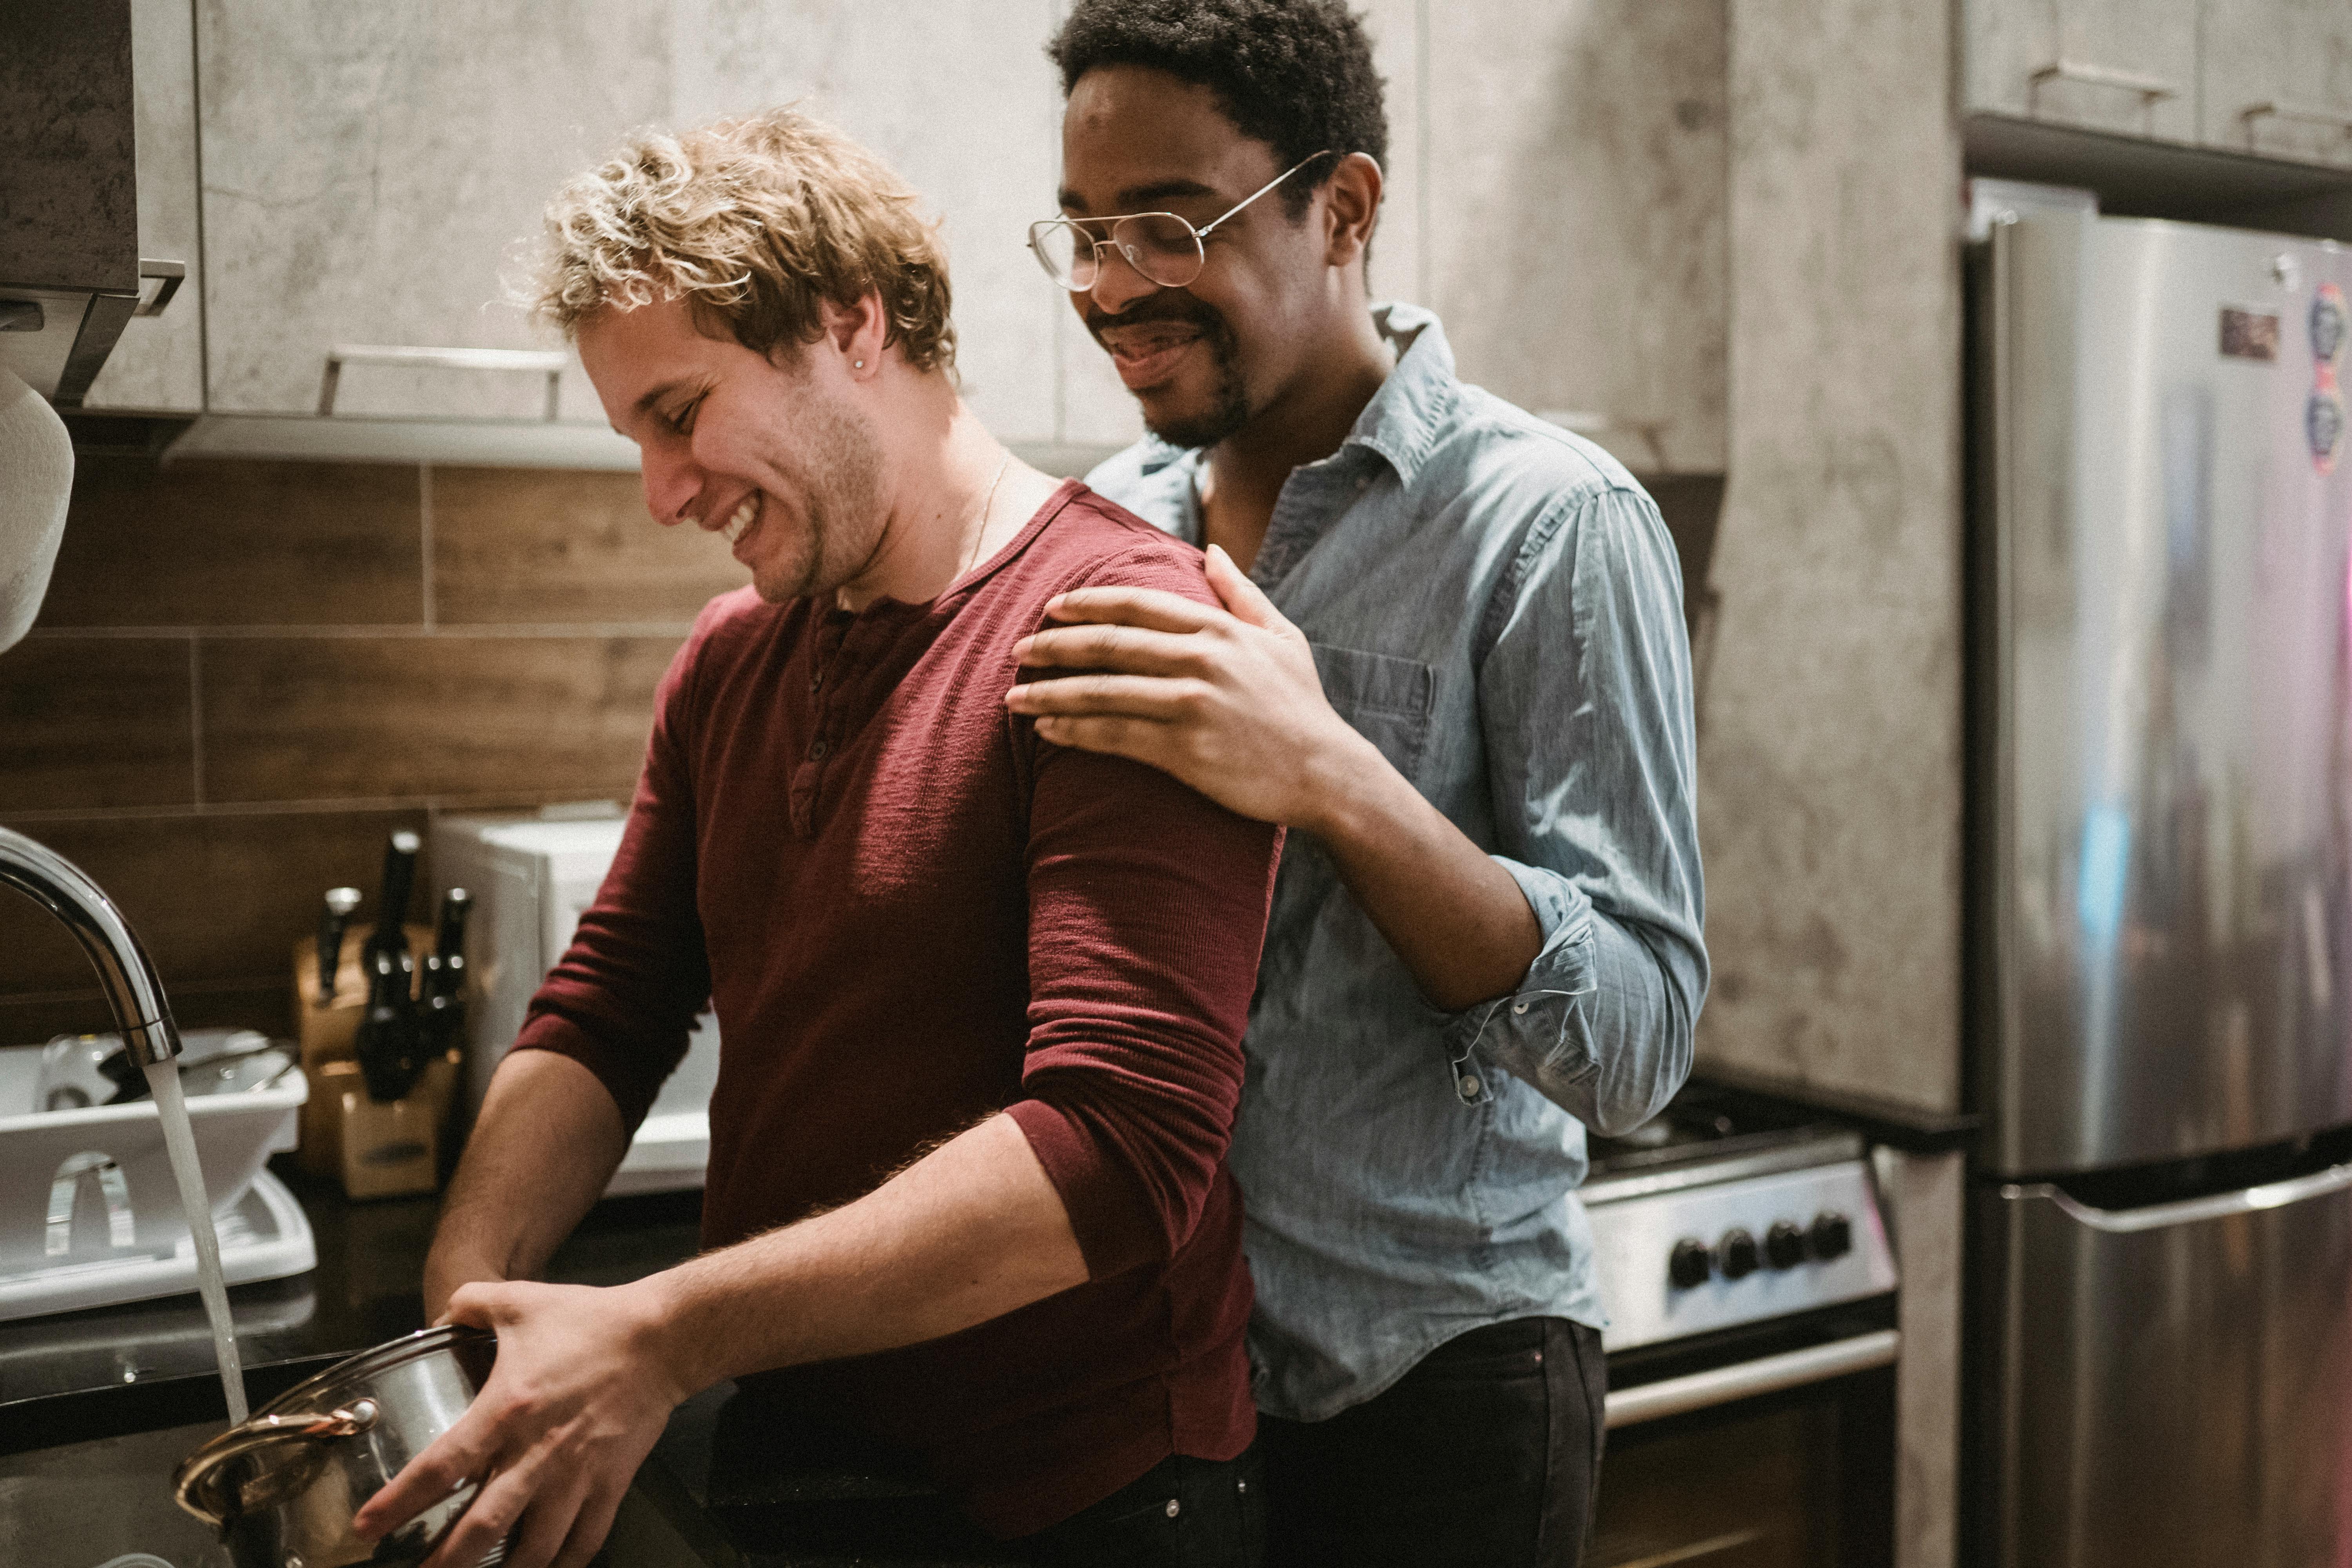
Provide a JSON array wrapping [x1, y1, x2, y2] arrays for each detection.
[[534, 107, 956, 372]]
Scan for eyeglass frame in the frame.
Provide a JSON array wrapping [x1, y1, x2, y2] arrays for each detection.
[[1027, 150, 1338, 294]]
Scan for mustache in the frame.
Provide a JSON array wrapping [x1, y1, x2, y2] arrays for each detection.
[[1084, 291, 1229, 342]]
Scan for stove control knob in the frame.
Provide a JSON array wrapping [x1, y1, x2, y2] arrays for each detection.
[[1717, 1228, 1760, 1280], [1668, 1238, 1713, 1290], [1765, 1221, 1807, 1270], [1809, 1211, 1853, 1261]]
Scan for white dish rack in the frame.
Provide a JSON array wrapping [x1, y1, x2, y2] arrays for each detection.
[[0, 1042, 316, 1321]]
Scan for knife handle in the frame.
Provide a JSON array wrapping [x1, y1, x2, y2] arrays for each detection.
[[354, 944, 419, 1102], [316, 886, 361, 1006], [425, 888, 472, 1000], [367, 831, 422, 961]]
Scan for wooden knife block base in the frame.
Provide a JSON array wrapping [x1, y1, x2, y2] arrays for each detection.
[[290, 923, 453, 1198], [307, 1052, 461, 1200]]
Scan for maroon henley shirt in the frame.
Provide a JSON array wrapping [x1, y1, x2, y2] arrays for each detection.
[[511, 480, 1279, 1536]]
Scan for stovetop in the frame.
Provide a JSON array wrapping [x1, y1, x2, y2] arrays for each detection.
[[1583, 1082, 1898, 1351], [1585, 1080, 1865, 1198]]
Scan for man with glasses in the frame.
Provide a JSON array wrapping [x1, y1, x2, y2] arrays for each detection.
[[1007, 3, 1707, 1564]]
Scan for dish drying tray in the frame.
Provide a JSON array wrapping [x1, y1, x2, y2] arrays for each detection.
[[0, 1166, 315, 1321]]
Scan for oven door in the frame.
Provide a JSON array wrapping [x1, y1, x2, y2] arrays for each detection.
[[1592, 1300, 1898, 1568]]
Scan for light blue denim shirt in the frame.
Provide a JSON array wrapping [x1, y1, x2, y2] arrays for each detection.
[[1085, 303, 1707, 1421]]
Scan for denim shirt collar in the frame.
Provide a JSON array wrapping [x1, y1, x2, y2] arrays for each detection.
[[1347, 301, 1456, 486]]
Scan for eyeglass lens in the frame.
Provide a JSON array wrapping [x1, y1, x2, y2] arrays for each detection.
[[1031, 213, 1205, 291]]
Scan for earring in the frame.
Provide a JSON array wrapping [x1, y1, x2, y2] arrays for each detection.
[[853, 359, 866, 369]]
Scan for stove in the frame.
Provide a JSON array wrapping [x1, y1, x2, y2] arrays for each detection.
[[1583, 1084, 1902, 1566], [1584, 1082, 1898, 1358]]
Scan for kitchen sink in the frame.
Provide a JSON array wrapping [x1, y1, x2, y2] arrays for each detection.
[[0, 1416, 227, 1568]]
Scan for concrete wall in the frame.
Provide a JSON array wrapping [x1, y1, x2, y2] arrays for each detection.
[[1698, 0, 1967, 1114]]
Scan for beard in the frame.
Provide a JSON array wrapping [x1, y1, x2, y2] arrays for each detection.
[[1087, 293, 1251, 451], [748, 389, 886, 604]]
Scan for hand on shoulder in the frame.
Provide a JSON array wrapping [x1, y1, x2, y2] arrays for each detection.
[[1005, 544, 1380, 830]]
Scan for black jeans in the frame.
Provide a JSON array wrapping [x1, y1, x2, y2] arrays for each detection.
[[1022, 1446, 1267, 1567], [713, 1378, 1262, 1567], [1257, 1316, 1607, 1568]]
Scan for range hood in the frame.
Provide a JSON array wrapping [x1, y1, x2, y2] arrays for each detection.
[[0, 0, 180, 408]]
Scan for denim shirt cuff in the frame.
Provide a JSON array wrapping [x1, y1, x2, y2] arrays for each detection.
[[1433, 857, 1599, 1106]]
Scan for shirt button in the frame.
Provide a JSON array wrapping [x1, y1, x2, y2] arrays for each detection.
[[1164, 1499, 1180, 1519], [1459, 1075, 1482, 1099], [1512, 1000, 1529, 1015], [808, 738, 831, 761]]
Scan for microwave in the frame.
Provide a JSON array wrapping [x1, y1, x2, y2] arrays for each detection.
[[430, 809, 718, 1195]]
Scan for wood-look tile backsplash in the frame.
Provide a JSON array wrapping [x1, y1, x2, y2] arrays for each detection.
[[0, 459, 744, 1045]]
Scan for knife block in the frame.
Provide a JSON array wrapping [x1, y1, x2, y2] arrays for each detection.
[[290, 922, 446, 1196]]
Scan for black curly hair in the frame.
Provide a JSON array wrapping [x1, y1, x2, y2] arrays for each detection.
[[1046, 0, 1388, 220]]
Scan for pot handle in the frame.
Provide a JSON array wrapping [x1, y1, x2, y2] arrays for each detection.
[[171, 1399, 381, 1524]]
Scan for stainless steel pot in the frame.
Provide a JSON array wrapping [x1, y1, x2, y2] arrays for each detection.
[[172, 1324, 501, 1568]]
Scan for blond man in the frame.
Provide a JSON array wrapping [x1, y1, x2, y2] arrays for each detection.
[[356, 109, 1279, 1568]]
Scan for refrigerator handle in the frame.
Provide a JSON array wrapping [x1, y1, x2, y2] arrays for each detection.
[[2005, 1162, 2352, 1234]]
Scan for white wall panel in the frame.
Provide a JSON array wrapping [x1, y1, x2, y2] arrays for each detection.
[[1424, 0, 1727, 474], [674, 0, 1065, 443]]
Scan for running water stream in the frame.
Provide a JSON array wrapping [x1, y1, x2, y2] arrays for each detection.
[[140, 1056, 247, 1425]]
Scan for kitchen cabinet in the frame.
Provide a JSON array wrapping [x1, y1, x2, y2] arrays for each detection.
[[194, 0, 670, 424], [80, 0, 203, 414], [135, 0, 1071, 456], [2201, 0, 2352, 167], [1964, 0, 2199, 142], [1423, 0, 1726, 475]]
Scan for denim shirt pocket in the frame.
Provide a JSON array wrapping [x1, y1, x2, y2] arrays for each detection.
[[1308, 642, 1481, 1106], [1310, 641, 1437, 786]]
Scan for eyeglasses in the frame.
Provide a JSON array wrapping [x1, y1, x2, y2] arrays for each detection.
[[1027, 151, 1334, 294]]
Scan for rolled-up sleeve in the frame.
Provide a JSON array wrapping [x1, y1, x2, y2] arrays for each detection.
[[1005, 551, 1285, 1279], [1445, 484, 1707, 1135]]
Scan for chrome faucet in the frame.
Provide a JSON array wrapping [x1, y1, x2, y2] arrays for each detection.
[[0, 824, 183, 1067]]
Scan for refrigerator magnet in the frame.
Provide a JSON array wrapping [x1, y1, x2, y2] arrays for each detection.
[[2308, 387, 2344, 474], [2312, 283, 2347, 365]]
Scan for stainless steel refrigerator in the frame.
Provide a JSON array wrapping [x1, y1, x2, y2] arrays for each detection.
[[1969, 197, 2352, 1566]]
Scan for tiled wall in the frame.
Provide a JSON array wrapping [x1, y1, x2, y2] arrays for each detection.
[[0, 459, 746, 1046]]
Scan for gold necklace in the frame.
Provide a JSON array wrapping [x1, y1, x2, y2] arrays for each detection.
[[956, 452, 1014, 581]]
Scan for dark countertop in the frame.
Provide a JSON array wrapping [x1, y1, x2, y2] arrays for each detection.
[[1691, 1064, 1982, 1154]]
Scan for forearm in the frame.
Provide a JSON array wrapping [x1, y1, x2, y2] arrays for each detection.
[[637, 1112, 1088, 1393], [423, 1049, 629, 1321], [1307, 729, 1544, 1011]]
